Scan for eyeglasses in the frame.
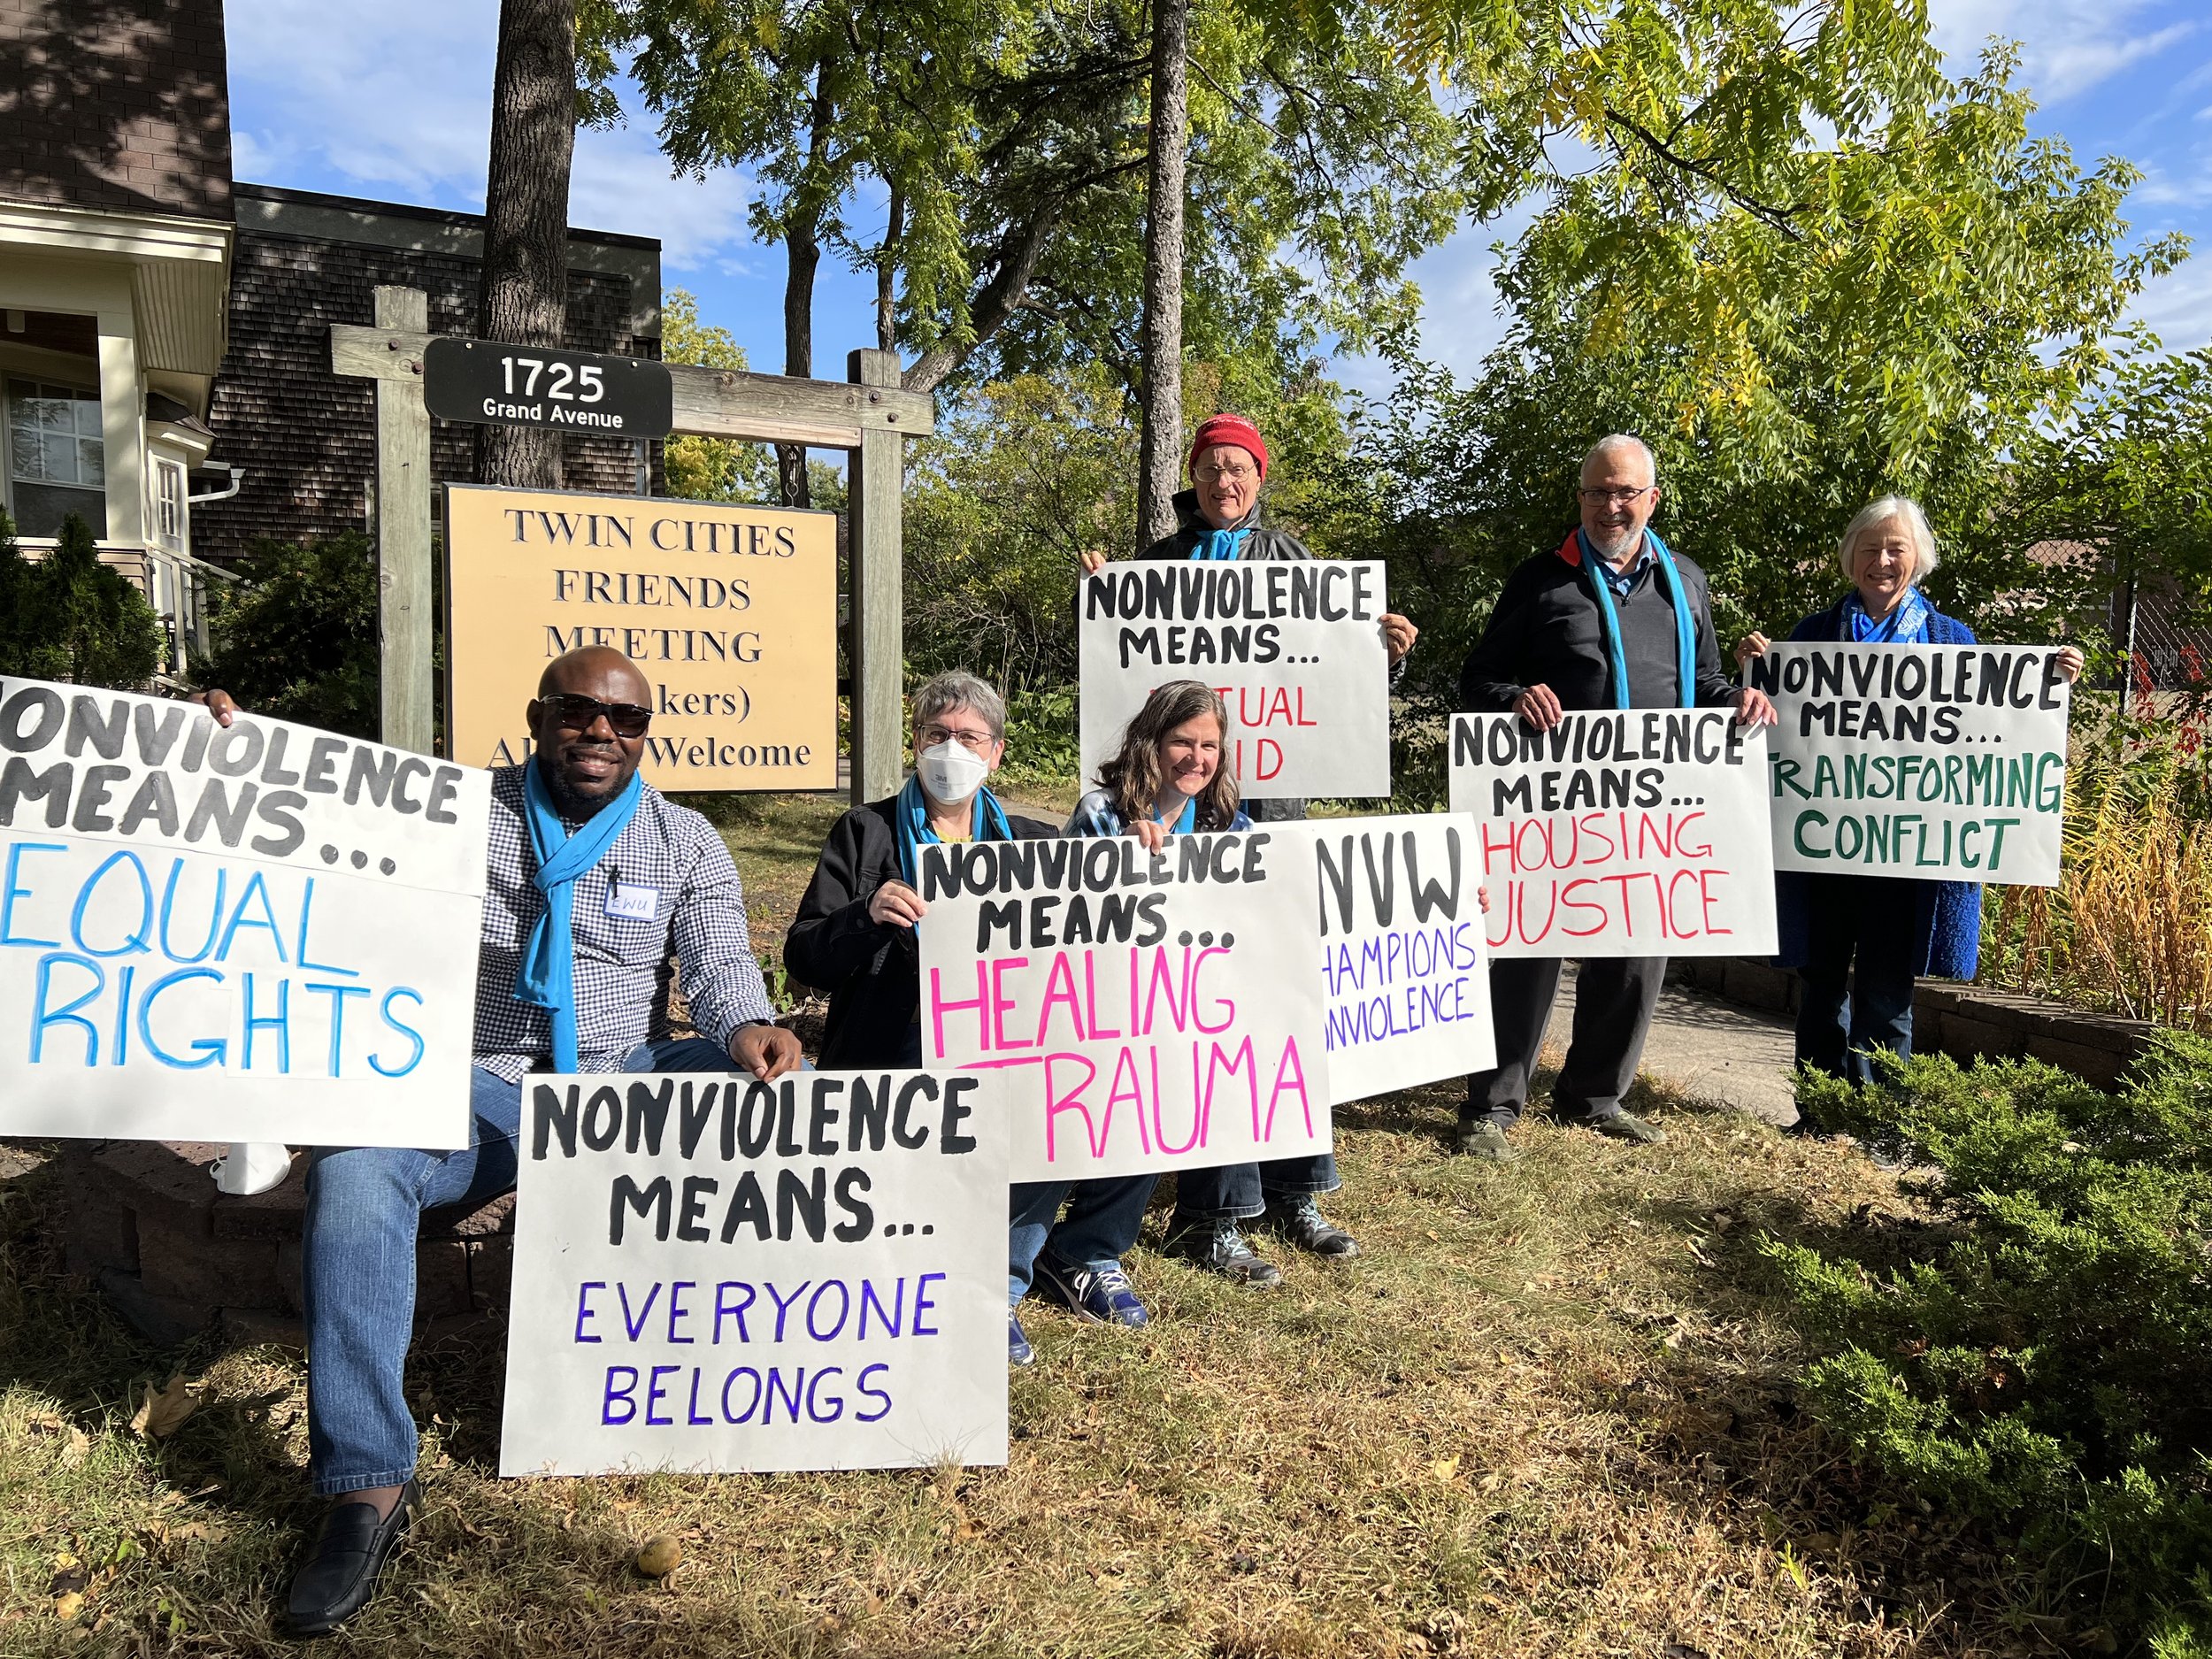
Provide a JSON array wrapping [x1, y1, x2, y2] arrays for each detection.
[[1194, 463, 1257, 485], [1579, 486, 1655, 507], [916, 723, 998, 753], [540, 693, 652, 739]]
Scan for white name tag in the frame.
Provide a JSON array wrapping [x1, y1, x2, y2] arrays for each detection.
[[604, 884, 659, 922]]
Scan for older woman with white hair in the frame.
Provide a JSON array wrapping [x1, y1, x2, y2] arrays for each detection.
[[1738, 496, 2082, 1092]]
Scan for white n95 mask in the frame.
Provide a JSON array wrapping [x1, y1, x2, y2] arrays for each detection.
[[917, 741, 990, 806]]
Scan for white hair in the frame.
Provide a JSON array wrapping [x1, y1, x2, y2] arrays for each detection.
[[910, 670, 1006, 740], [1838, 495, 1939, 583], [1581, 434, 1657, 482]]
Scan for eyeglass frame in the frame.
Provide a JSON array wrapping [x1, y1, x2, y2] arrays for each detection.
[[913, 721, 1001, 754], [535, 692, 654, 739], [1193, 462, 1259, 485], [1578, 485, 1657, 508]]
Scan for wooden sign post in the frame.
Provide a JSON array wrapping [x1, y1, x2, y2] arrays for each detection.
[[333, 295, 933, 804]]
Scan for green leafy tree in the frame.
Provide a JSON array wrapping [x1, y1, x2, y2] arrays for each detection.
[[658, 288, 778, 504], [197, 534, 381, 737], [0, 511, 165, 688]]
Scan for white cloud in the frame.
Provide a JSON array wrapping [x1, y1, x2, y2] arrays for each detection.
[[2127, 258, 2212, 349], [1925, 0, 2199, 103]]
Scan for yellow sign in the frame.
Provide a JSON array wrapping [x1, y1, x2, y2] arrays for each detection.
[[444, 484, 836, 791]]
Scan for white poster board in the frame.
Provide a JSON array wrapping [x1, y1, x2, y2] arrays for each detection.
[[1079, 559, 1392, 799], [500, 1069, 1010, 1477], [1747, 643, 2070, 886], [1277, 816, 1495, 1105], [1448, 710, 1777, 957], [0, 679, 488, 1146], [918, 830, 1331, 1181]]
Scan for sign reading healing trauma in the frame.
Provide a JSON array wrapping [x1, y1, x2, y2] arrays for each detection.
[[0, 679, 489, 1147], [1448, 710, 1777, 957], [1747, 643, 2070, 886], [918, 831, 1332, 1181], [499, 1069, 1010, 1477], [1079, 560, 1393, 800], [444, 485, 836, 792]]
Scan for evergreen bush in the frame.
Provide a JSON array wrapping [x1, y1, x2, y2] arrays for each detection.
[[196, 532, 381, 737], [0, 508, 165, 687]]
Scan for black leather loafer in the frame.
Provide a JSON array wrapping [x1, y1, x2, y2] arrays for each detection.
[[286, 1479, 419, 1637]]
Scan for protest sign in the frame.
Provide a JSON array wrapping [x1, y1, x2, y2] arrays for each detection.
[[0, 678, 489, 1146], [1277, 816, 1494, 1105], [918, 830, 1331, 1181], [1448, 710, 1776, 957], [445, 484, 836, 792], [1746, 643, 2070, 886], [499, 1068, 1010, 1477], [1079, 559, 1392, 800]]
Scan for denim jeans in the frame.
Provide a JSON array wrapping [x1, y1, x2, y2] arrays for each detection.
[[1795, 875, 1919, 1085], [301, 1037, 733, 1495], [1007, 1175, 1159, 1305], [1170, 1153, 1339, 1223]]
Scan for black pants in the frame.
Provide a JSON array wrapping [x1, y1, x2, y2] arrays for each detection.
[[1462, 956, 1666, 1127], [1794, 875, 1918, 1084]]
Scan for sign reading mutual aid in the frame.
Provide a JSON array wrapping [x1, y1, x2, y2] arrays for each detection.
[[0, 678, 489, 1146], [918, 831, 1330, 1182], [1449, 709, 1777, 957], [1079, 560, 1393, 800], [1277, 817, 1495, 1106], [444, 484, 837, 793], [1747, 644, 2070, 887], [500, 1070, 1010, 1477]]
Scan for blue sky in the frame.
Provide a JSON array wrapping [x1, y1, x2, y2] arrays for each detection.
[[227, 0, 2210, 396]]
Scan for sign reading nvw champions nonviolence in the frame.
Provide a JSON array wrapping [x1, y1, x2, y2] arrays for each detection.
[[500, 1070, 1010, 1478], [918, 831, 1331, 1182], [0, 680, 489, 1147], [1079, 560, 1392, 800], [1747, 643, 2070, 886], [444, 485, 836, 793], [1449, 710, 1776, 957]]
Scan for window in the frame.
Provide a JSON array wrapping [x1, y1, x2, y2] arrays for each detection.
[[152, 457, 186, 552], [6, 379, 107, 538]]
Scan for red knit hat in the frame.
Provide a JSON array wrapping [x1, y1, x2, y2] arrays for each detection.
[[1189, 413, 1269, 481]]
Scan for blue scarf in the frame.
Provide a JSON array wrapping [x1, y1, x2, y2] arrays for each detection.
[[1568, 526, 1698, 710], [1845, 588, 1932, 644], [894, 773, 1015, 887], [1154, 795, 1198, 834], [514, 760, 643, 1072], [1194, 526, 1253, 561]]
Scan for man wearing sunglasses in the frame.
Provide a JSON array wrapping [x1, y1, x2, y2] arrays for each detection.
[[271, 644, 803, 1634]]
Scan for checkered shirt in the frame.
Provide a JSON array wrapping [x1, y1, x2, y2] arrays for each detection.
[[473, 765, 774, 1080]]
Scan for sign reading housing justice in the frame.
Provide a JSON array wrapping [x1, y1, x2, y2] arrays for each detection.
[[445, 484, 836, 793], [1449, 710, 1776, 957], [500, 1069, 1010, 1477], [0, 680, 489, 1146], [1079, 560, 1393, 800], [1747, 643, 2070, 886], [918, 831, 1331, 1181]]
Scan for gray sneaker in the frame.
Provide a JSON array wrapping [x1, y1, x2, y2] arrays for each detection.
[[1586, 1110, 1668, 1145], [1166, 1217, 1284, 1286], [1263, 1194, 1359, 1259], [1452, 1121, 1523, 1163]]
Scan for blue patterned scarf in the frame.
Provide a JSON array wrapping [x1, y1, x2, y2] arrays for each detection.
[[1568, 527, 1699, 710], [1845, 588, 1932, 644], [514, 761, 644, 1072], [894, 772, 1015, 887]]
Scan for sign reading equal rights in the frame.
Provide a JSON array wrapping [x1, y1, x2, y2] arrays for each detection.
[[445, 484, 836, 793], [1278, 815, 1495, 1105], [0, 679, 488, 1146], [500, 1069, 1010, 1477], [1746, 643, 2070, 886], [1078, 560, 1392, 800], [1448, 710, 1777, 957], [918, 831, 1331, 1182]]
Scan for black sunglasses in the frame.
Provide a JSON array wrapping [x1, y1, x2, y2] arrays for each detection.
[[539, 693, 652, 739]]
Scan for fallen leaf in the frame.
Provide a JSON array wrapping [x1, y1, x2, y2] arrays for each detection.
[[1428, 1454, 1462, 1483], [50, 1593, 83, 1621], [130, 1376, 203, 1440]]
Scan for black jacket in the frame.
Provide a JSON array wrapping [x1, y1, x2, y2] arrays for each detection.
[[784, 796, 1059, 1067], [1458, 533, 1739, 713]]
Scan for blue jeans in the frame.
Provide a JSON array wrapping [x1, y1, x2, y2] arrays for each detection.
[[1795, 875, 1919, 1086], [1007, 1176, 1159, 1306], [1171, 1154, 1339, 1223], [301, 1038, 733, 1495]]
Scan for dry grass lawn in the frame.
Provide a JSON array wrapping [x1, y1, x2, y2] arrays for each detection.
[[0, 795, 2040, 1656]]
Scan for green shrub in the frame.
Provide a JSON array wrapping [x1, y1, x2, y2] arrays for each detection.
[[196, 532, 380, 737], [0, 508, 165, 687], [1767, 1044, 2212, 1645]]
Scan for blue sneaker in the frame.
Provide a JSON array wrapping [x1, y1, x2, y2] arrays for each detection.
[[1009, 1311, 1035, 1367], [1033, 1254, 1149, 1327]]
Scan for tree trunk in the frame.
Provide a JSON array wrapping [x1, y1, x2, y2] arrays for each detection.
[[476, 0, 577, 490], [1134, 0, 1189, 553], [877, 184, 904, 353], [776, 64, 837, 511]]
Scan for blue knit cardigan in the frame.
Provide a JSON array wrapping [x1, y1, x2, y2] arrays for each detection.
[[1770, 595, 1982, 980]]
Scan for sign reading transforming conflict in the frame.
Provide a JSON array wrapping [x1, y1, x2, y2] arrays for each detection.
[[1079, 560, 1392, 800], [918, 832, 1331, 1181], [1747, 644, 2070, 886], [0, 680, 489, 1146], [445, 484, 836, 793], [1448, 710, 1777, 957], [1280, 816, 1495, 1106], [500, 1069, 1010, 1477]]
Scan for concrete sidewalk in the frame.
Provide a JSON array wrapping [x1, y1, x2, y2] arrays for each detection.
[[1547, 963, 1801, 1126]]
